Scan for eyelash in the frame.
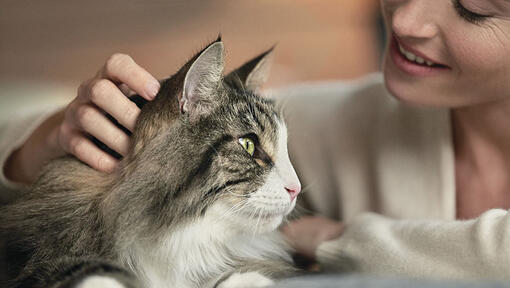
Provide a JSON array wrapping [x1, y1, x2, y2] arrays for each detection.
[[453, 0, 490, 24]]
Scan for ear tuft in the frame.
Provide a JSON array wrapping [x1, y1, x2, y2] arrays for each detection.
[[181, 41, 225, 116]]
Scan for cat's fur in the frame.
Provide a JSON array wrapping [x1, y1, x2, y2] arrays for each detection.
[[0, 38, 301, 288]]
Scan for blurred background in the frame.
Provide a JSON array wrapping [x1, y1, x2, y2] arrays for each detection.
[[0, 0, 383, 105]]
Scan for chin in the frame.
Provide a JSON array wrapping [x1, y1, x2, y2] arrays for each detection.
[[228, 211, 285, 235], [261, 214, 284, 233], [383, 60, 442, 107], [247, 213, 285, 234], [382, 53, 471, 108], [384, 74, 474, 108], [383, 74, 422, 105]]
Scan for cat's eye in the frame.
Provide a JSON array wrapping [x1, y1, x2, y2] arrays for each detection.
[[238, 137, 255, 156]]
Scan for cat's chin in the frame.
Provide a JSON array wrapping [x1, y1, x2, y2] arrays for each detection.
[[210, 204, 282, 234], [243, 212, 284, 234], [226, 211, 284, 235]]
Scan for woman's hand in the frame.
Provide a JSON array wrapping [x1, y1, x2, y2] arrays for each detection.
[[4, 54, 160, 183], [59, 54, 160, 172], [281, 216, 345, 260]]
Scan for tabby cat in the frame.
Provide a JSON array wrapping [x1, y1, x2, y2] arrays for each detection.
[[0, 38, 302, 288]]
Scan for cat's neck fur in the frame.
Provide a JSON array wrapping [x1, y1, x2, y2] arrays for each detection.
[[118, 203, 290, 288]]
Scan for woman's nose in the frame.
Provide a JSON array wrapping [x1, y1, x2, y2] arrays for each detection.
[[392, 0, 438, 40], [285, 183, 301, 201]]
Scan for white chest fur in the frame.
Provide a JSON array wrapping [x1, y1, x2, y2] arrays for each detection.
[[119, 204, 291, 288]]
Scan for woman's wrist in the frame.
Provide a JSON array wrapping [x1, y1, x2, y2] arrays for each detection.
[[313, 221, 345, 258], [3, 110, 66, 184], [281, 216, 345, 260]]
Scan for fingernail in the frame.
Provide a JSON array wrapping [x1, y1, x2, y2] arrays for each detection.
[[145, 81, 160, 99]]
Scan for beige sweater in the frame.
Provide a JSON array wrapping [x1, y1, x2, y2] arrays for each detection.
[[277, 74, 510, 280], [1, 75, 509, 280]]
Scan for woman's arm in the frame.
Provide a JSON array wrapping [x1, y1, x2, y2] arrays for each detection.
[[1, 54, 159, 186], [3, 109, 65, 184], [313, 210, 510, 280]]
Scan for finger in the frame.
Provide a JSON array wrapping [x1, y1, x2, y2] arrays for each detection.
[[59, 125, 118, 173], [87, 79, 141, 131], [75, 104, 131, 156], [99, 53, 160, 100], [118, 83, 135, 96]]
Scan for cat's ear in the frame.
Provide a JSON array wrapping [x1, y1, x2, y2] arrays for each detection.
[[180, 40, 225, 116], [225, 47, 274, 92]]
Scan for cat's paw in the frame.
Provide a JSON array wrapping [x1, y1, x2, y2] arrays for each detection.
[[218, 271, 274, 288], [76, 275, 128, 288]]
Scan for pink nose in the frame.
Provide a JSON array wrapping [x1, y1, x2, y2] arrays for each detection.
[[285, 184, 301, 201]]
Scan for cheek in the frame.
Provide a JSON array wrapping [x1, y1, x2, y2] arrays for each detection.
[[447, 26, 510, 100], [383, 20, 510, 107], [449, 28, 508, 74], [248, 169, 291, 210]]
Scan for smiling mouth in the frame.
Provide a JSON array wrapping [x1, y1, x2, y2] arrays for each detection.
[[390, 35, 451, 76], [395, 38, 448, 69], [398, 43, 436, 67]]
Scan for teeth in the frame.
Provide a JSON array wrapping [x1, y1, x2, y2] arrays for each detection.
[[398, 43, 435, 67], [405, 51, 416, 61]]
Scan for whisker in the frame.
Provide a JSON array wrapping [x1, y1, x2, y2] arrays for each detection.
[[253, 206, 263, 237], [230, 202, 248, 215], [221, 201, 246, 219], [281, 217, 291, 226], [247, 206, 259, 237]]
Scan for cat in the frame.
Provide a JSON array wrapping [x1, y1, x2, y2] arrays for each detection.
[[0, 38, 302, 288]]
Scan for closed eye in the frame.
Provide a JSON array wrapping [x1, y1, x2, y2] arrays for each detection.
[[452, 0, 490, 24]]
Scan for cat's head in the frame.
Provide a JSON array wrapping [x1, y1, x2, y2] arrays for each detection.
[[119, 38, 300, 234]]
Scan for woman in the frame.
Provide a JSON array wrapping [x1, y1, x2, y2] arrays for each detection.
[[2, 0, 510, 280]]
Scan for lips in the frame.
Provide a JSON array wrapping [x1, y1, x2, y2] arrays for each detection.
[[389, 34, 451, 77], [398, 43, 436, 67]]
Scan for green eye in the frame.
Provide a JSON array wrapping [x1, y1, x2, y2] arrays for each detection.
[[238, 137, 255, 156]]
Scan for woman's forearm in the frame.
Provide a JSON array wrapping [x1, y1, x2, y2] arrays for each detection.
[[3, 54, 159, 187], [316, 210, 510, 280], [3, 109, 65, 184]]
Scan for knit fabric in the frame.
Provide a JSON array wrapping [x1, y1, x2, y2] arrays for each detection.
[[276, 74, 509, 280]]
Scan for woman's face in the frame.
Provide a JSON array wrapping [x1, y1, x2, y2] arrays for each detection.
[[381, 0, 510, 107]]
